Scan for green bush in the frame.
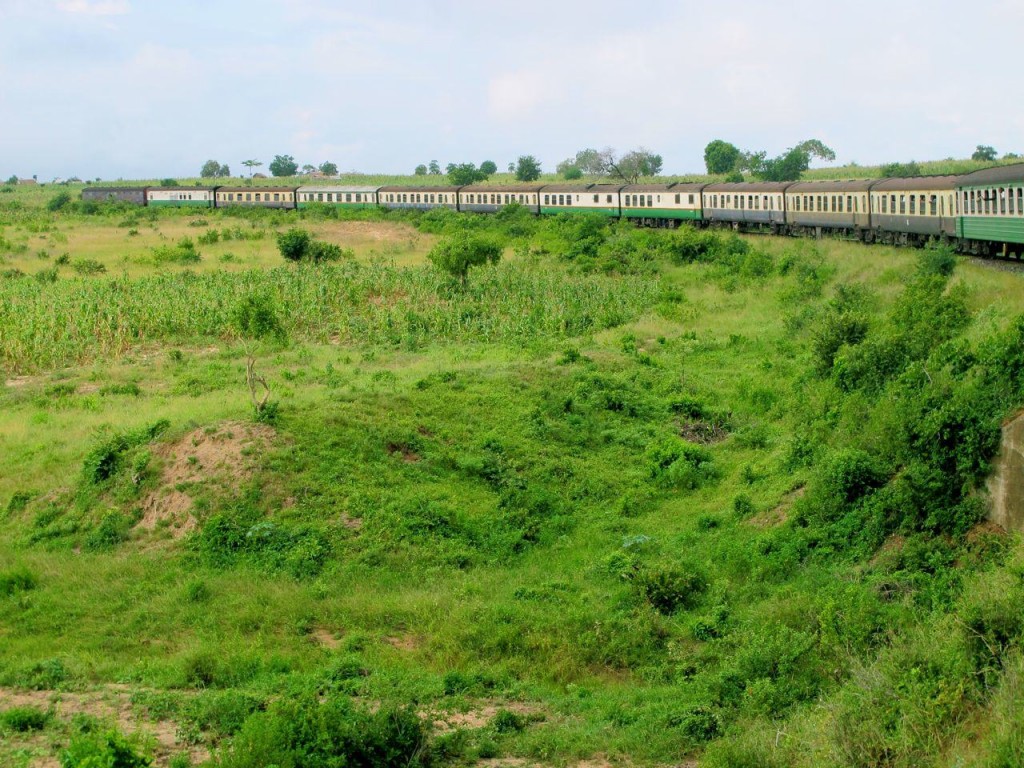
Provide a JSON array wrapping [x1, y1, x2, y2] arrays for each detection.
[[426, 233, 502, 286], [646, 437, 718, 489], [61, 728, 151, 768], [635, 562, 708, 614], [1, 705, 49, 732], [213, 695, 429, 768], [152, 237, 201, 265], [0, 565, 37, 596], [85, 511, 132, 551]]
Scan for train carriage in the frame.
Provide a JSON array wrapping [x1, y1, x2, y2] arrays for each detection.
[[869, 176, 960, 246], [702, 182, 791, 230], [956, 164, 1024, 254], [215, 187, 297, 209], [82, 187, 148, 206], [540, 184, 622, 216], [296, 186, 379, 209], [621, 183, 706, 225], [785, 180, 873, 236], [378, 186, 459, 211], [147, 187, 215, 208], [459, 185, 543, 214]]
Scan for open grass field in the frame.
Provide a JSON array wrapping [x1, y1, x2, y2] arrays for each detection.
[[2, 179, 1024, 768]]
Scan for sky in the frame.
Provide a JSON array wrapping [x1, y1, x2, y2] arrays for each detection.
[[0, 0, 1021, 181]]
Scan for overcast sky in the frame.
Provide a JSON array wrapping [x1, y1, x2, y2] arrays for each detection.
[[1, 0, 1021, 181]]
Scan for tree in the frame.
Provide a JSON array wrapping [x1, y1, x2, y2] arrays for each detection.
[[160, 178, 177, 187], [603, 148, 663, 183], [269, 155, 298, 177], [881, 161, 922, 178], [514, 155, 542, 182], [414, 164, 428, 176], [447, 163, 489, 186], [507, 162, 515, 174], [557, 148, 605, 176], [428, 160, 441, 175], [480, 160, 498, 175], [201, 159, 224, 178], [972, 145, 998, 162], [563, 166, 583, 180], [5, 175, 17, 185], [703, 140, 741, 175], [217, 164, 231, 177], [301, 164, 316, 175], [319, 161, 338, 176], [241, 159, 262, 181], [750, 139, 836, 182], [427, 233, 502, 286]]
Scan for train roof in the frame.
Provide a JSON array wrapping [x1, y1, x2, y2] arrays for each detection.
[[460, 184, 546, 193], [787, 179, 876, 192], [148, 186, 214, 192], [217, 186, 298, 192], [703, 182, 796, 193], [870, 175, 962, 191], [84, 186, 150, 192], [957, 163, 1024, 187], [541, 183, 624, 193], [379, 185, 461, 193], [620, 183, 709, 192], [296, 185, 380, 193]]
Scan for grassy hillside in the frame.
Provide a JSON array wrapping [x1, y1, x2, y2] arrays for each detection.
[[1, 187, 1024, 767]]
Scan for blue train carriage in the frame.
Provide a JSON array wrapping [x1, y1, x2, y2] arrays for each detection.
[[378, 186, 460, 211], [956, 164, 1024, 256], [81, 187, 148, 206], [215, 186, 297, 209], [702, 182, 792, 232], [146, 186, 216, 208], [785, 180, 873, 239], [296, 186, 379, 210], [620, 183, 706, 226], [540, 184, 622, 216], [868, 176, 961, 247], [459, 185, 543, 214]]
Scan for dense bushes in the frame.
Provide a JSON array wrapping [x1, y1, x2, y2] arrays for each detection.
[[277, 227, 349, 263], [213, 695, 429, 768]]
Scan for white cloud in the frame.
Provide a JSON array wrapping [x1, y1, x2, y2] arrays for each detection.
[[56, 0, 129, 16]]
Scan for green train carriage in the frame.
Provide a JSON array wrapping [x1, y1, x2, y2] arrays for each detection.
[[956, 164, 1024, 255]]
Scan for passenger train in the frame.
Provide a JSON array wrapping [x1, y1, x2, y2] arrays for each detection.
[[82, 163, 1024, 256]]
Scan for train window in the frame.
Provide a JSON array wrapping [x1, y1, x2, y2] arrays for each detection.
[[882, 196, 888, 213], [689, 194, 695, 205], [763, 195, 769, 210], [272, 193, 279, 201], [647, 195, 653, 207], [605, 194, 612, 203], [543, 195, 549, 204], [984, 191, 991, 215], [1000, 188, 1007, 215], [928, 195, 936, 216], [1018, 188, 1023, 216], [657, 195, 661, 203], [316, 193, 322, 202], [558, 194, 564, 205], [639, 195, 646, 207], [674, 193, 680, 204], [909, 196, 916, 214], [794, 196, 800, 212]]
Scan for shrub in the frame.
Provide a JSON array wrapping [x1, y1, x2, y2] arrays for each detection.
[[81, 420, 169, 486], [491, 708, 527, 733], [152, 237, 201, 265], [85, 511, 132, 551], [919, 244, 957, 277], [635, 562, 708, 614], [213, 695, 429, 768], [0, 565, 37, 596], [1, 705, 49, 732], [646, 437, 718, 489], [71, 259, 106, 275], [231, 291, 283, 341], [426, 233, 502, 286], [47, 191, 72, 212], [61, 728, 151, 768]]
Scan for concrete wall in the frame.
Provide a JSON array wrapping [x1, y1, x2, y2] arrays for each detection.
[[987, 409, 1024, 533]]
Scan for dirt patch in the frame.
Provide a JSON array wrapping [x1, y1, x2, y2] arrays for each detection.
[[0, 686, 209, 767], [387, 442, 421, 463], [312, 627, 342, 649], [341, 515, 363, 531], [966, 519, 1008, 542], [432, 701, 541, 733], [383, 634, 420, 652], [3, 375, 37, 389], [138, 421, 274, 537], [678, 418, 729, 445], [747, 486, 805, 529]]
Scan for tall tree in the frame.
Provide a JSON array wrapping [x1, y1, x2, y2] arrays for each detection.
[[319, 161, 338, 176], [428, 160, 441, 175], [301, 163, 316, 175], [972, 145, 998, 162], [200, 159, 223, 178], [703, 140, 741, 175], [602, 148, 663, 183], [269, 155, 298, 177], [447, 163, 489, 186], [749, 139, 836, 182], [557, 148, 605, 176], [514, 155, 542, 182], [241, 159, 262, 181], [414, 164, 428, 176], [480, 160, 498, 175]]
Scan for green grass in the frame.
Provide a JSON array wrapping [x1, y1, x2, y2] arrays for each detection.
[[2, 199, 1024, 767]]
